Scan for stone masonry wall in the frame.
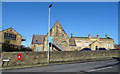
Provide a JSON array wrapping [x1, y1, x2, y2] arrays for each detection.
[[1, 50, 119, 67], [43, 21, 70, 51]]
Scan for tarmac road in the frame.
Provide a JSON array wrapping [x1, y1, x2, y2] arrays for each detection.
[[2, 58, 120, 73]]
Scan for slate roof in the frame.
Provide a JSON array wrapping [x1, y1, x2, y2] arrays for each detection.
[[31, 35, 45, 44]]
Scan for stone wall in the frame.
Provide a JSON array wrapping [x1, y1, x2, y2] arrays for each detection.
[[1, 50, 119, 67]]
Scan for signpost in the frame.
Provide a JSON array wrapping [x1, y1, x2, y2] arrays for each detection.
[[49, 36, 53, 51], [49, 36, 52, 43]]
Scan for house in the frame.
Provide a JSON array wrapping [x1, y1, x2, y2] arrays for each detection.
[[0, 27, 26, 51], [30, 21, 114, 52]]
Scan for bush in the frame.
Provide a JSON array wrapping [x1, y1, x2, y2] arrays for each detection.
[[2, 43, 14, 52], [2, 43, 32, 52]]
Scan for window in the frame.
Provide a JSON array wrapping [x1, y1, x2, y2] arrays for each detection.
[[107, 43, 111, 48], [4, 33, 16, 40], [59, 44, 62, 47], [85, 42, 89, 47], [36, 40, 38, 42], [76, 41, 81, 47], [59, 34, 64, 37], [62, 41, 67, 42], [100, 43, 104, 48], [56, 26, 58, 36]]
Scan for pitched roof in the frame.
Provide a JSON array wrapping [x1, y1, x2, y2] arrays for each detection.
[[73, 37, 113, 40], [73, 37, 88, 38], [69, 38, 76, 46], [46, 21, 69, 38], [31, 35, 45, 44], [91, 37, 98, 39], [1, 27, 22, 37], [100, 37, 113, 40]]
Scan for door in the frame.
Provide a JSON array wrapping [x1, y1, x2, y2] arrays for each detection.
[[37, 47, 40, 52]]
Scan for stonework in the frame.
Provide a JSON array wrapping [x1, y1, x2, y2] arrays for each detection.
[[0, 27, 26, 52], [43, 21, 70, 51], [30, 44, 44, 52], [31, 21, 114, 51], [0, 28, 23, 46], [72, 35, 114, 51], [2, 51, 119, 66]]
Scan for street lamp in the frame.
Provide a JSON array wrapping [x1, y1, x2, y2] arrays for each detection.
[[47, 4, 52, 63]]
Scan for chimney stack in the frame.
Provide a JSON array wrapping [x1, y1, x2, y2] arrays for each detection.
[[71, 33, 73, 38], [88, 34, 91, 38], [97, 35, 100, 38], [105, 35, 108, 38]]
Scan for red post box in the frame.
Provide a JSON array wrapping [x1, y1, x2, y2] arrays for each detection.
[[17, 54, 22, 61]]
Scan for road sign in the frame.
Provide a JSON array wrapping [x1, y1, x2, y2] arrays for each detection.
[[49, 36, 52, 42]]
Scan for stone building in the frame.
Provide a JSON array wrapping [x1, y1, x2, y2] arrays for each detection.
[[70, 34, 114, 51], [30, 21, 114, 52], [0, 27, 25, 50], [31, 21, 70, 52]]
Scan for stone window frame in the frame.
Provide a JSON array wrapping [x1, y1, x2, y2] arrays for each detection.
[[107, 43, 111, 49], [59, 44, 62, 47], [62, 34, 64, 37], [84, 42, 89, 47], [100, 42, 104, 48], [59, 34, 64, 37], [36, 39, 38, 42], [56, 26, 58, 36], [76, 41, 82, 47], [4, 33, 16, 40]]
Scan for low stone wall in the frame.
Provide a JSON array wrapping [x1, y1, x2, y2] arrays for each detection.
[[1, 50, 119, 67]]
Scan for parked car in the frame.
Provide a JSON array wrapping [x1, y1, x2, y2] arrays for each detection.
[[110, 49, 118, 50], [80, 48, 91, 51], [118, 48, 120, 50], [111, 48, 120, 50], [98, 48, 106, 50]]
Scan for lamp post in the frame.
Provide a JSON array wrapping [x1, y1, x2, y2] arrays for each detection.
[[47, 4, 52, 63]]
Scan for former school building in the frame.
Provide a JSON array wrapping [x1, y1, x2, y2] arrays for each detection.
[[30, 21, 114, 52]]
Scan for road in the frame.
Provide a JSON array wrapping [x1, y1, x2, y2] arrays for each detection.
[[2, 58, 120, 73]]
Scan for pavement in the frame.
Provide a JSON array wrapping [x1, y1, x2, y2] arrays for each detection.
[[1, 58, 120, 73]]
